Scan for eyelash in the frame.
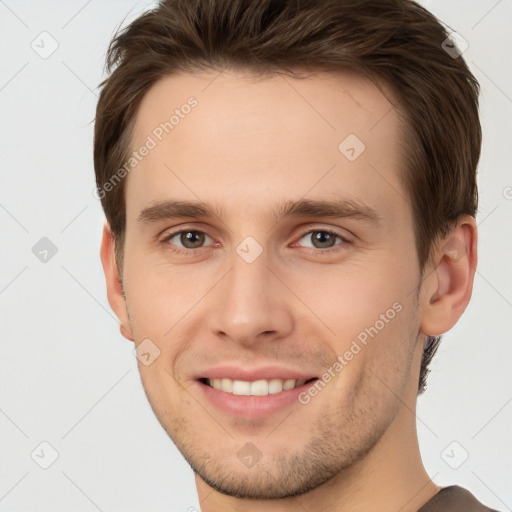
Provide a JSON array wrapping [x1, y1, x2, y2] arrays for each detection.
[[160, 227, 351, 257], [161, 229, 216, 257], [293, 229, 351, 254]]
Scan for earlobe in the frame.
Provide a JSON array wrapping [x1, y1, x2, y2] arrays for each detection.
[[120, 323, 135, 342], [420, 217, 477, 336], [100, 223, 134, 342]]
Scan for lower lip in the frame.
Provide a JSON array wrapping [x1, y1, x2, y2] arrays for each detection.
[[196, 380, 316, 419]]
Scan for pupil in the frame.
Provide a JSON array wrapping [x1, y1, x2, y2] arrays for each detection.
[[313, 231, 335, 248], [182, 231, 204, 248]]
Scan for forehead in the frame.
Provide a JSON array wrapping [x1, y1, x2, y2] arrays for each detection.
[[126, 68, 408, 224]]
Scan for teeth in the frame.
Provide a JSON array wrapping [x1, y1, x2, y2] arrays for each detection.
[[221, 378, 233, 393], [283, 379, 295, 390], [250, 379, 269, 396], [268, 378, 284, 394], [207, 378, 308, 396], [232, 380, 251, 395]]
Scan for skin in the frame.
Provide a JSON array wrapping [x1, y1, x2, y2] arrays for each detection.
[[101, 69, 477, 512]]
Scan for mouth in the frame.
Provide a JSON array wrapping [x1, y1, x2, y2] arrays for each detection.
[[199, 377, 318, 396], [194, 366, 320, 418]]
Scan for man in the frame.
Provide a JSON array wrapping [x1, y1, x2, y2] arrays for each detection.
[[94, 0, 499, 510]]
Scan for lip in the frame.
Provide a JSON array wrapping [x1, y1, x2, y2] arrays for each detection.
[[193, 365, 319, 419], [194, 365, 317, 382], [196, 378, 317, 419]]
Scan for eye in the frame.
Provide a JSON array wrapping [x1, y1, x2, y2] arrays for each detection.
[[296, 229, 349, 251], [164, 229, 214, 251]]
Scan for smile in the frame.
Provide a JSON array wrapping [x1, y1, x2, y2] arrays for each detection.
[[201, 377, 317, 396]]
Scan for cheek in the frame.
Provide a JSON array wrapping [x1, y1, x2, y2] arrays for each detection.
[[288, 259, 407, 342], [291, 258, 419, 381], [137, 364, 185, 432], [122, 243, 211, 337]]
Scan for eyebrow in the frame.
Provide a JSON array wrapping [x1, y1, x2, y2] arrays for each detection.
[[137, 198, 382, 226], [137, 200, 223, 224], [273, 198, 381, 225]]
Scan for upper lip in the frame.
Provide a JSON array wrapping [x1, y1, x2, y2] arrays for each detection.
[[195, 365, 318, 382]]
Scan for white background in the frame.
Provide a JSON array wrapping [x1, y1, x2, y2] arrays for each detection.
[[0, 0, 511, 510]]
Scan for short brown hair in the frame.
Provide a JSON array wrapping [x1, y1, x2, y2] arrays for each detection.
[[94, 0, 481, 395]]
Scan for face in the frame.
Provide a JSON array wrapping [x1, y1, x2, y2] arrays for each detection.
[[116, 69, 426, 499]]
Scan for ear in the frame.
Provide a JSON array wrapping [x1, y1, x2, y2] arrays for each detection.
[[419, 215, 477, 336], [100, 223, 134, 342]]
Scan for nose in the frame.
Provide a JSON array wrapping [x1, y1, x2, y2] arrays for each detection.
[[206, 251, 294, 346]]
